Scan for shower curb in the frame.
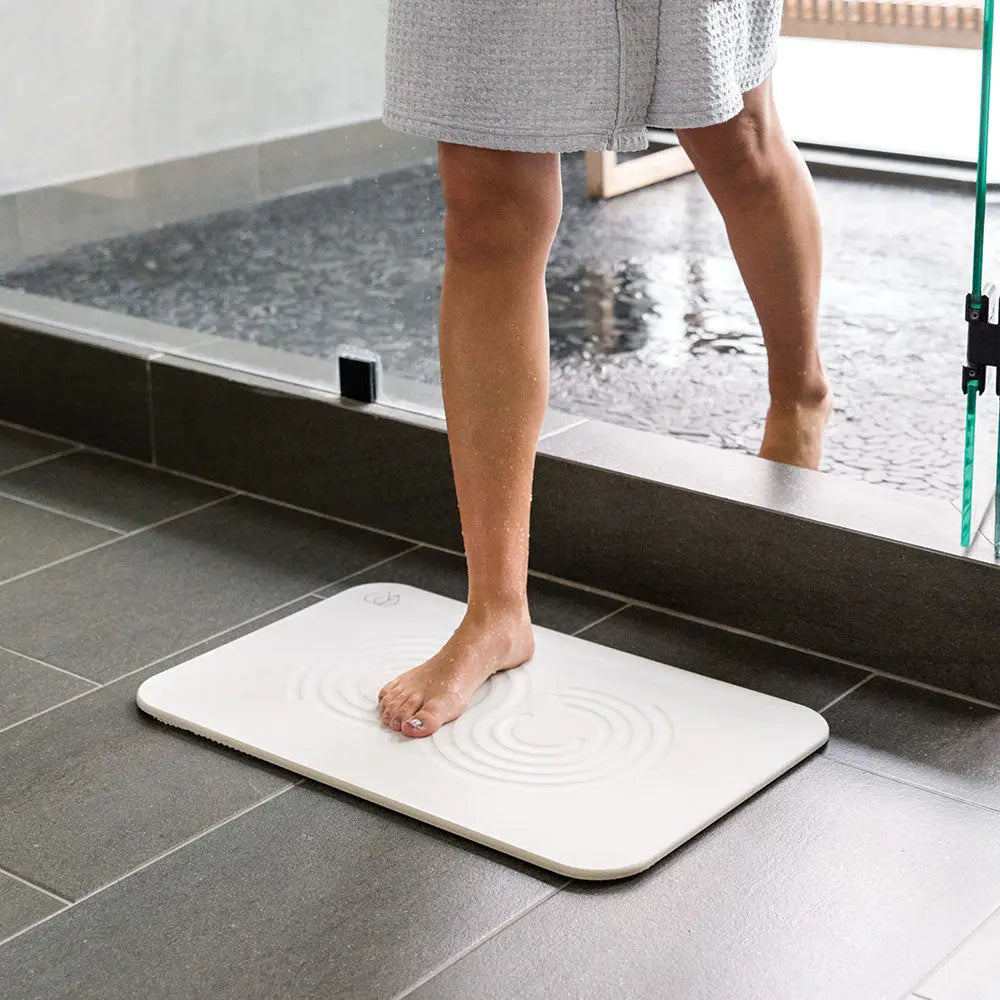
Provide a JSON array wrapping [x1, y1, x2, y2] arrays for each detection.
[[1, 290, 998, 702]]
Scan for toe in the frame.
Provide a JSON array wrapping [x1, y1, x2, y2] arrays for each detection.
[[389, 693, 423, 732], [381, 690, 409, 727], [400, 694, 463, 739], [378, 679, 400, 706]]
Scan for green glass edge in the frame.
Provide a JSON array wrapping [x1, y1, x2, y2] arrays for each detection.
[[963, 381, 979, 548], [972, 0, 995, 306]]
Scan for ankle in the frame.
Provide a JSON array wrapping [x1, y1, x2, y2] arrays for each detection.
[[464, 596, 531, 629], [768, 372, 830, 409]]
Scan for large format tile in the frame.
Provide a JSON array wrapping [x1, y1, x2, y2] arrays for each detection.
[[0, 494, 118, 582], [823, 676, 1000, 811], [315, 543, 627, 635], [16, 182, 137, 262], [135, 146, 259, 231], [0, 494, 409, 683], [0, 321, 152, 459], [917, 907, 1000, 1000], [257, 120, 435, 199], [406, 757, 1000, 1000], [0, 781, 563, 1000], [0, 449, 227, 532], [576, 602, 866, 710], [0, 872, 64, 943], [0, 423, 76, 473], [0, 646, 95, 730], [0, 599, 324, 901], [151, 355, 467, 552], [529, 445, 1000, 703], [540, 417, 965, 552], [0, 194, 21, 272]]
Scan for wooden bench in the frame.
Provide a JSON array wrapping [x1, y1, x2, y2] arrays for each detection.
[[587, 0, 985, 197]]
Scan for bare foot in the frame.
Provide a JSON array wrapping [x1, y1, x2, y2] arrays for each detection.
[[376, 606, 535, 739], [758, 384, 833, 470]]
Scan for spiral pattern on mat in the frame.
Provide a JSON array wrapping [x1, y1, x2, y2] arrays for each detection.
[[432, 668, 672, 785], [284, 634, 445, 723], [285, 634, 673, 785]]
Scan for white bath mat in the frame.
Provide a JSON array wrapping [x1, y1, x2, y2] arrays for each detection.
[[136, 582, 829, 879]]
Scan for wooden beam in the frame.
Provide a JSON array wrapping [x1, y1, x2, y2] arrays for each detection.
[[586, 145, 695, 199], [780, 0, 983, 48]]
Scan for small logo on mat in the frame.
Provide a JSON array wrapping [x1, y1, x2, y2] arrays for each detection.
[[364, 591, 400, 607]]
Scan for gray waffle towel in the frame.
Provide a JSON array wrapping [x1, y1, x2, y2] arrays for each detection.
[[383, 0, 782, 153]]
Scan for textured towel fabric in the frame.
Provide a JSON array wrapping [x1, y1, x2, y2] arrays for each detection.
[[383, 0, 782, 153]]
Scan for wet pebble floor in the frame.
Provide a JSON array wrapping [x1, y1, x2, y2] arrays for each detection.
[[1, 151, 992, 505]]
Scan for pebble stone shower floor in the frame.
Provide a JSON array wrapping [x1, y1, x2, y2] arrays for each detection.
[[0, 421, 999, 998], [1, 151, 995, 506]]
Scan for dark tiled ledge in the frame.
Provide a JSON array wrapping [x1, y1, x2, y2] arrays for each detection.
[[1, 289, 998, 701]]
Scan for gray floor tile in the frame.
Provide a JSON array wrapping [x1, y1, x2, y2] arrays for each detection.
[[822, 677, 1000, 811], [0, 450, 227, 532], [577, 603, 866, 710], [405, 757, 1000, 1000], [0, 495, 118, 583], [0, 494, 410, 683], [917, 907, 1000, 999], [0, 872, 65, 942], [0, 647, 95, 729], [0, 598, 323, 901], [0, 781, 562, 1000], [316, 543, 627, 634], [0, 423, 75, 474]]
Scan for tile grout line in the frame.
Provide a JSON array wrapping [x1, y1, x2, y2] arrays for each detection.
[[0, 445, 84, 478], [818, 673, 876, 714], [0, 644, 100, 686], [905, 898, 1000, 1000], [823, 754, 1000, 817], [303, 542, 426, 601], [523, 566, 885, 671], [0, 865, 72, 906], [571, 601, 632, 637], [0, 545, 426, 735], [0, 687, 116, 737], [112, 544, 427, 683], [0, 486, 126, 535], [861, 669, 1000, 713], [3, 427, 998, 711], [555, 576, 1000, 712], [537, 416, 590, 442], [0, 418, 88, 451], [0, 492, 239, 590], [392, 878, 573, 1000], [0, 780, 304, 951], [53, 437, 445, 554]]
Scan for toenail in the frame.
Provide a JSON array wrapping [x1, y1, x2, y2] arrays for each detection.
[[391, 720, 401, 731], [408, 718, 424, 730]]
